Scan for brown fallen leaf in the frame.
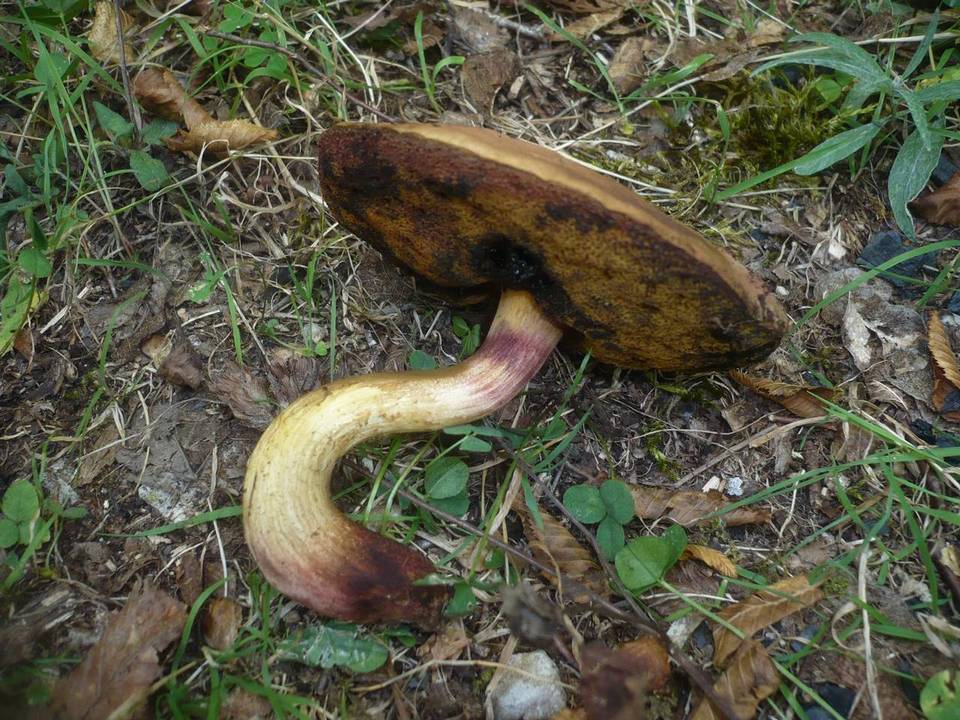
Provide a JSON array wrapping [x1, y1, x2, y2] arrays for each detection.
[[265, 348, 323, 406], [210, 362, 274, 429], [630, 485, 771, 527], [201, 596, 242, 651], [159, 342, 204, 389], [165, 120, 278, 157], [713, 574, 823, 667], [682, 544, 737, 577], [608, 37, 658, 94], [220, 687, 272, 720], [580, 637, 671, 720], [88, 0, 135, 64], [552, 8, 624, 40], [928, 312, 960, 388], [911, 170, 960, 226], [418, 621, 471, 663], [930, 360, 960, 422], [500, 582, 569, 651], [462, 50, 521, 110], [133, 68, 211, 129], [531, 0, 627, 14], [690, 641, 779, 720], [171, 0, 212, 18], [730, 370, 838, 419], [521, 507, 609, 602], [48, 581, 186, 720]]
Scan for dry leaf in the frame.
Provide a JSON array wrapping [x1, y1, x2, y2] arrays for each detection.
[[690, 641, 779, 720], [265, 348, 323, 406], [171, 0, 212, 18], [159, 342, 204, 389], [401, 16, 444, 54], [449, 5, 508, 53], [165, 120, 278, 156], [630, 486, 771, 527], [931, 361, 960, 421], [88, 0, 134, 65], [730, 370, 838, 418], [48, 582, 186, 720], [532, 0, 627, 14], [462, 50, 521, 110], [210, 362, 274, 429], [201, 596, 242, 651], [501, 582, 568, 651], [418, 622, 471, 663], [608, 37, 657, 94], [77, 424, 120, 487], [13, 327, 34, 363], [133, 68, 211, 129], [911, 170, 960, 226], [682, 545, 737, 577], [713, 574, 823, 666], [580, 637, 671, 720], [928, 312, 960, 387], [221, 687, 272, 720], [521, 508, 609, 602], [552, 8, 624, 40]]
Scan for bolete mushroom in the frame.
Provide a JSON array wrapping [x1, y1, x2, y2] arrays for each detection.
[[243, 123, 788, 627]]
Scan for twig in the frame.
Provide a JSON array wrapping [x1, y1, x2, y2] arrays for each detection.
[[204, 30, 396, 122], [113, 0, 142, 132]]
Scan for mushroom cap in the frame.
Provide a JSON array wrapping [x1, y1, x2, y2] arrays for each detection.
[[317, 123, 788, 371]]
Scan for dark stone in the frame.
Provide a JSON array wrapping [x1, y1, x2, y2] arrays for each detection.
[[802, 682, 857, 718], [857, 230, 937, 288], [942, 391, 960, 413], [910, 419, 936, 444], [947, 291, 960, 314], [932, 152, 959, 187]]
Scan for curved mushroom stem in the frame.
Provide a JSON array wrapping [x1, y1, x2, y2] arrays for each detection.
[[243, 289, 562, 627]]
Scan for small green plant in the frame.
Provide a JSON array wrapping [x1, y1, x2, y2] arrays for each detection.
[[922, 670, 960, 720], [720, 11, 960, 240], [422, 455, 470, 517], [279, 622, 390, 673], [563, 479, 634, 560], [614, 524, 688, 593], [452, 315, 481, 356], [414, 11, 464, 112]]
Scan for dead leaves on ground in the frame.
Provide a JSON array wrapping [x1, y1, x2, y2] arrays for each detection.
[[88, 0, 135, 64], [713, 574, 823, 667], [927, 311, 960, 421], [579, 637, 671, 720], [133, 68, 277, 156], [682, 544, 737, 577], [630, 485, 771, 527], [690, 641, 779, 720], [911, 170, 960, 227], [730, 370, 838, 419], [48, 582, 186, 720], [520, 507, 609, 603]]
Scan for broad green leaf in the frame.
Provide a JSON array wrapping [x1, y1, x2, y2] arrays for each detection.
[[789, 32, 885, 76], [596, 516, 625, 561], [755, 49, 887, 86], [428, 490, 470, 517], [93, 101, 133, 141], [18, 246, 52, 278], [599, 480, 634, 524], [219, 2, 253, 32], [0, 518, 17, 549], [457, 435, 492, 453], [615, 537, 672, 591], [922, 670, 959, 720], [444, 582, 477, 617], [562, 484, 606, 524], [4, 164, 29, 197], [2, 480, 40, 523], [662, 524, 688, 565], [141, 119, 178, 146], [408, 349, 436, 370], [129, 150, 168, 192], [424, 457, 468, 499], [916, 80, 960, 105], [793, 123, 881, 175], [279, 623, 388, 673], [895, 86, 932, 150], [0, 276, 33, 355], [888, 127, 944, 239], [903, 9, 939, 79], [841, 78, 888, 113]]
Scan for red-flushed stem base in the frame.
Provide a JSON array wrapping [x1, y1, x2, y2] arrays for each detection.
[[243, 290, 562, 627]]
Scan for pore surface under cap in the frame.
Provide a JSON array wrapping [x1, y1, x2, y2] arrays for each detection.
[[318, 123, 787, 371]]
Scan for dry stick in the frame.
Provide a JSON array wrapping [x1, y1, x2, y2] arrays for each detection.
[[493, 440, 738, 720], [204, 30, 396, 122], [113, 0, 142, 132]]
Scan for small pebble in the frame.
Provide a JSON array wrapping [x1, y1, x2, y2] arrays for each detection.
[[856, 231, 936, 288], [488, 651, 566, 720], [932, 152, 959, 187]]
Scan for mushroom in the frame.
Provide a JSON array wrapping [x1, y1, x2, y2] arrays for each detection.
[[243, 123, 788, 627]]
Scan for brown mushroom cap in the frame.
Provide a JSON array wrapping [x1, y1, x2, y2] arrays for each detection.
[[318, 122, 788, 371]]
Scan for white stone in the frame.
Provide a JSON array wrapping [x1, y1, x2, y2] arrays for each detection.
[[489, 651, 566, 720]]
